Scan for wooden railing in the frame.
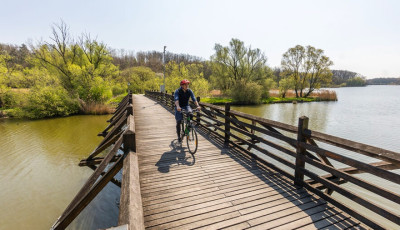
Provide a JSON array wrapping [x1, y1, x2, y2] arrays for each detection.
[[145, 90, 400, 229], [51, 93, 144, 230]]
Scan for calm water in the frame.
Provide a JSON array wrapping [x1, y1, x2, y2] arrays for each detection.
[[0, 115, 120, 230], [231, 85, 400, 229], [0, 85, 399, 229]]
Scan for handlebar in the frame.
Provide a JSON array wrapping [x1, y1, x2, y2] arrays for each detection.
[[180, 108, 201, 114]]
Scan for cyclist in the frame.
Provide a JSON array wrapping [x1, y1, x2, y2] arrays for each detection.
[[174, 79, 201, 142]]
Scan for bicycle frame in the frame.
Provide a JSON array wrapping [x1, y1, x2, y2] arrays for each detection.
[[180, 108, 199, 137]]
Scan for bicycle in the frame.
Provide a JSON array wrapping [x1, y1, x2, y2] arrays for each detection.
[[179, 108, 200, 154]]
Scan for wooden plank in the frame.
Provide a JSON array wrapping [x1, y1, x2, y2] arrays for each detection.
[[268, 206, 342, 230], [300, 167, 395, 227], [304, 129, 400, 166], [118, 151, 145, 230], [299, 141, 400, 185], [228, 108, 298, 133], [246, 205, 335, 230], [337, 160, 399, 175], [194, 195, 325, 230], [301, 154, 400, 205]]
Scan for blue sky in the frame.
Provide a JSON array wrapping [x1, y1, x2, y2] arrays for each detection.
[[1, 0, 399, 78]]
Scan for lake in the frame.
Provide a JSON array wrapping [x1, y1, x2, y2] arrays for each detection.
[[0, 85, 399, 229], [0, 115, 119, 230], [230, 85, 400, 229]]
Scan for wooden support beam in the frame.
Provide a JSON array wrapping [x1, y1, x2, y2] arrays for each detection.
[[118, 151, 144, 230], [79, 155, 121, 166], [87, 165, 121, 187], [52, 153, 125, 230], [59, 137, 123, 224]]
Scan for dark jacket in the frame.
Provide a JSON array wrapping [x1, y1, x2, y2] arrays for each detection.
[[174, 87, 196, 107]]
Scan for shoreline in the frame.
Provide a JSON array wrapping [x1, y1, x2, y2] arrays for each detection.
[[201, 97, 337, 105]]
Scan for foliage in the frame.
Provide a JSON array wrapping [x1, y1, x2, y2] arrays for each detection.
[[107, 94, 127, 106], [210, 38, 270, 93], [201, 97, 233, 104], [366, 78, 400, 85], [281, 45, 333, 97], [278, 77, 295, 98], [260, 78, 276, 98], [262, 97, 315, 103], [22, 86, 79, 119], [230, 81, 263, 104], [111, 83, 127, 96], [331, 70, 358, 86], [120, 66, 160, 94], [345, 76, 367, 87], [165, 61, 210, 96], [32, 21, 119, 102]]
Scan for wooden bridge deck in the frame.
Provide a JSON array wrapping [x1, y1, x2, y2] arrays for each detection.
[[133, 94, 367, 230]]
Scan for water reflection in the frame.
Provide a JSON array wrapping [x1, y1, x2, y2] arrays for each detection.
[[0, 115, 119, 230], [232, 101, 333, 133]]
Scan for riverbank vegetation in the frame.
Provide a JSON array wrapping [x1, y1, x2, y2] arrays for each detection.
[[0, 21, 360, 119], [202, 89, 337, 105]]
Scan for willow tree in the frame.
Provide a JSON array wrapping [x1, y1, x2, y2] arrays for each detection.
[[210, 38, 268, 92], [281, 45, 333, 97], [32, 21, 118, 103]]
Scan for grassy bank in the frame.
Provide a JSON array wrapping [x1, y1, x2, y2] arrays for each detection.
[[201, 89, 337, 105], [202, 96, 317, 105], [0, 94, 124, 119]]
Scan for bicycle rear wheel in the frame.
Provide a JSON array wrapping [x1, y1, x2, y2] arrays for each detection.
[[186, 125, 198, 154]]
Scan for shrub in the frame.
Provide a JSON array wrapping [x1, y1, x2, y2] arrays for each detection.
[[112, 84, 127, 96], [278, 78, 295, 98], [0, 87, 27, 109], [191, 78, 210, 97], [23, 86, 79, 119], [230, 81, 263, 104], [260, 78, 276, 98]]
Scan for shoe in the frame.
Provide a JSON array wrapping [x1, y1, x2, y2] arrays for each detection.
[[178, 137, 182, 143]]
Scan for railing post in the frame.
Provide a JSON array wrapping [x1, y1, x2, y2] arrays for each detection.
[[171, 92, 175, 111], [123, 124, 135, 153], [128, 93, 132, 104], [126, 104, 133, 116], [196, 97, 201, 125], [294, 116, 309, 186], [224, 103, 231, 146]]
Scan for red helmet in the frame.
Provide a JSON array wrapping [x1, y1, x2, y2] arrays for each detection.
[[180, 79, 190, 85]]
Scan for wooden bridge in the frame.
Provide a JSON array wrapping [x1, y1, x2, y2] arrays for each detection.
[[51, 92, 400, 230]]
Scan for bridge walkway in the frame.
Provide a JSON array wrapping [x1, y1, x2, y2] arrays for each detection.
[[133, 94, 366, 230]]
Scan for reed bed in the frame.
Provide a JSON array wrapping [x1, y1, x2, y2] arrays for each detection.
[[269, 89, 337, 101], [80, 101, 114, 115]]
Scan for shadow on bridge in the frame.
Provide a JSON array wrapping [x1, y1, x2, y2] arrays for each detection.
[[155, 139, 196, 173], [193, 125, 361, 229]]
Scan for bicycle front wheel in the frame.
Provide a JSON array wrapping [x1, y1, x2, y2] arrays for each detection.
[[186, 125, 198, 154]]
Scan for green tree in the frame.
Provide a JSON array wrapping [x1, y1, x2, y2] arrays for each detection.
[[281, 45, 333, 97], [121, 66, 160, 93], [231, 80, 263, 104], [278, 78, 295, 98], [32, 21, 118, 102], [210, 38, 268, 92], [165, 61, 209, 96], [346, 76, 367, 87], [281, 45, 305, 97]]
